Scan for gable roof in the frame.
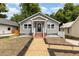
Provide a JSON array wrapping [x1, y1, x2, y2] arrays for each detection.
[[19, 12, 60, 24], [60, 16, 79, 28], [60, 21, 74, 28], [0, 18, 18, 26]]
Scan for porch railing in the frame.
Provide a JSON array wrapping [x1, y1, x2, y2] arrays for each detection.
[[58, 31, 65, 38]]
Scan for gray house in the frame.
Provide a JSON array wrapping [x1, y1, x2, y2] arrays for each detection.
[[19, 12, 61, 37]]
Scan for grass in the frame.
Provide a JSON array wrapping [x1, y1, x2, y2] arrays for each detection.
[[0, 36, 32, 56]]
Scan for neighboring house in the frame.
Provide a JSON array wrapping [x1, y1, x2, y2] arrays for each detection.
[[19, 12, 60, 37], [0, 18, 19, 35], [60, 16, 79, 38]]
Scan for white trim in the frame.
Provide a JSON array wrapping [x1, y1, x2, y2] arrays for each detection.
[[30, 15, 48, 21], [23, 24, 27, 29], [19, 12, 41, 24], [47, 23, 55, 29], [51, 24, 54, 29], [42, 13, 60, 24], [19, 12, 60, 24]]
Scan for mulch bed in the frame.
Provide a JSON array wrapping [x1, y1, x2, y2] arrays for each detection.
[[0, 36, 32, 56], [45, 37, 79, 56], [44, 37, 78, 47], [48, 48, 79, 56]]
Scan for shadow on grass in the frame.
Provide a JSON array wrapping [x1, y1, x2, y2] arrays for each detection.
[[17, 38, 33, 56], [48, 48, 79, 56]]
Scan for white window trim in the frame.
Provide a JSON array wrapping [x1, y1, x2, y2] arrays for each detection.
[[51, 24, 54, 29], [47, 23, 54, 29], [23, 24, 32, 29], [47, 24, 50, 29], [28, 24, 32, 29], [23, 24, 27, 29]]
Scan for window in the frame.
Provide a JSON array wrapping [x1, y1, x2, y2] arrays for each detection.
[[48, 24, 50, 28], [51, 24, 54, 29], [28, 24, 32, 28], [24, 24, 27, 29], [8, 27, 11, 31]]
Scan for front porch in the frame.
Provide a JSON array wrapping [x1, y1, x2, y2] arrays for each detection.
[[31, 19, 47, 38]]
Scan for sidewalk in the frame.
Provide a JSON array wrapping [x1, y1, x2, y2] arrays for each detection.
[[24, 37, 49, 56]]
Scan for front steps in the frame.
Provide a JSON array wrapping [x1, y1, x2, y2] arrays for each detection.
[[34, 32, 43, 38]]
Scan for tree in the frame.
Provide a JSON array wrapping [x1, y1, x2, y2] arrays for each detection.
[[50, 13, 55, 19], [50, 3, 76, 23], [64, 3, 74, 11], [64, 10, 73, 22], [45, 14, 50, 16], [11, 14, 24, 22], [11, 3, 41, 22], [55, 9, 66, 23], [20, 3, 40, 18], [0, 3, 8, 18], [72, 5, 79, 20]]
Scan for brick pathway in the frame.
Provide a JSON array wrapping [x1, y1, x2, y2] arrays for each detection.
[[24, 37, 49, 56]]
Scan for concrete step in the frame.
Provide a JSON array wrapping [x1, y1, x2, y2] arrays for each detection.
[[35, 32, 43, 38]]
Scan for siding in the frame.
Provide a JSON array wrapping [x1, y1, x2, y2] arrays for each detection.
[[0, 25, 12, 34], [20, 15, 59, 35], [20, 20, 32, 35], [62, 28, 71, 36], [46, 20, 59, 35], [61, 17, 79, 37], [70, 18, 79, 37]]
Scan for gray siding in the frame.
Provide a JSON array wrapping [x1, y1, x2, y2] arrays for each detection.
[[20, 20, 32, 35], [20, 14, 59, 35], [46, 20, 59, 35]]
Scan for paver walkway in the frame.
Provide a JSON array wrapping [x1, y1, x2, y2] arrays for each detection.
[[24, 37, 49, 56]]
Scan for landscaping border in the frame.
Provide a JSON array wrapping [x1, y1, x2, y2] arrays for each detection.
[[17, 38, 33, 56]]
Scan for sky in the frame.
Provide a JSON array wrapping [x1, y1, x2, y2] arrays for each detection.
[[4, 3, 78, 19], [5, 3, 65, 19]]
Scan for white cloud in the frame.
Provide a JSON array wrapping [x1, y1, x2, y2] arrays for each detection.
[[51, 7, 63, 13], [4, 8, 20, 19], [40, 6, 63, 14], [0, 8, 20, 19], [5, 3, 20, 19], [8, 8, 20, 14], [40, 6, 51, 14]]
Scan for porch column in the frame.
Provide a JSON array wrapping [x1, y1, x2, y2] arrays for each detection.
[[32, 21, 35, 37], [32, 20, 33, 34], [45, 21, 46, 33]]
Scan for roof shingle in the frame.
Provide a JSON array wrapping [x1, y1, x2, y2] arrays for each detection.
[[60, 21, 74, 28], [0, 18, 18, 26]]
